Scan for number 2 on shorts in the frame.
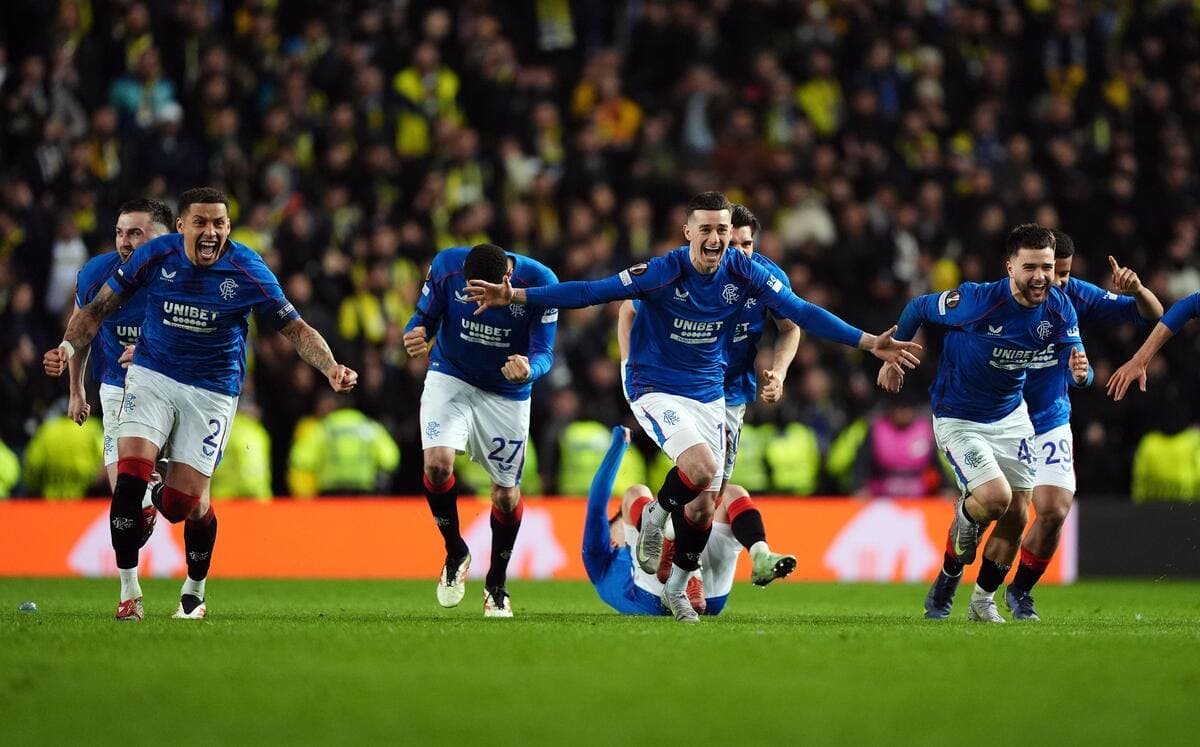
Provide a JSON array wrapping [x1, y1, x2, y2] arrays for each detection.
[[202, 418, 222, 457]]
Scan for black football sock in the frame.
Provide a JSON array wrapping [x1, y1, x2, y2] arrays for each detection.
[[730, 509, 766, 550], [1011, 547, 1051, 592], [976, 557, 1010, 593], [111, 473, 147, 569], [656, 467, 705, 514], [942, 553, 964, 577], [486, 502, 523, 588], [424, 474, 468, 558], [670, 508, 711, 573], [183, 506, 217, 581]]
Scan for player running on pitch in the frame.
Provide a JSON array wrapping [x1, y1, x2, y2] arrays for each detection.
[[68, 199, 173, 543], [616, 203, 798, 586], [583, 426, 792, 616], [44, 187, 357, 621], [878, 224, 1084, 622], [403, 243, 558, 618], [469, 191, 920, 622], [993, 231, 1160, 620]]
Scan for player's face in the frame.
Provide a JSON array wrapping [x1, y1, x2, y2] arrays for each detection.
[[178, 203, 231, 268], [1053, 256, 1073, 288], [684, 208, 731, 274], [729, 226, 755, 258], [114, 212, 158, 262], [1006, 246, 1055, 306]]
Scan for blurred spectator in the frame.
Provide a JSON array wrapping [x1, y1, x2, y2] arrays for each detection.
[[209, 402, 273, 501], [288, 391, 400, 497], [22, 411, 103, 498]]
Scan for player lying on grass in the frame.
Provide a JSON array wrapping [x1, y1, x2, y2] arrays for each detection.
[[582, 426, 795, 616]]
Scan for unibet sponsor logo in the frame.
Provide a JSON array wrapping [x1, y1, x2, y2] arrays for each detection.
[[988, 347, 1037, 371], [669, 317, 723, 345], [162, 301, 218, 332], [116, 325, 141, 344], [459, 318, 513, 348], [1026, 344, 1058, 371]]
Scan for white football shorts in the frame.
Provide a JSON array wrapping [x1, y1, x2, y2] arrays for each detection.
[[1032, 423, 1076, 493], [116, 364, 237, 477], [933, 400, 1035, 493], [722, 403, 747, 482], [630, 392, 726, 492], [420, 370, 531, 488]]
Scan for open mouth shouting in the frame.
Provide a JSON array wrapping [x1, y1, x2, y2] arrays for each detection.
[[196, 237, 221, 263], [701, 243, 724, 262]]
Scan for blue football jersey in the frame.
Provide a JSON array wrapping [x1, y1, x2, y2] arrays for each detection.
[[75, 252, 149, 388], [724, 253, 791, 406], [407, 247, 559, 401], [896, 279, 1082, 423], [1024, 277, 1146, 434], [523, 246, 863, 403], [1161, 290, 1200, 334], [107, 235, 300, 396]]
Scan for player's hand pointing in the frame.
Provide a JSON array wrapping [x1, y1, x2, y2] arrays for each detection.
[[326, 364, 359, 392], [867, 326, 922, 369], [403, 327, 429, 357], [1106, 357, 1148, 401], [1069, 347, 1090, 386], [466, 276, 515, 315], [1109, 255, 1143, 295], [501, 354, 531, 382], [877, 361, 905, 393]]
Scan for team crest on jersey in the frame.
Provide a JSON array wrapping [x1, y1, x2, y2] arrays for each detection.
[[123, 392, 136, 415], [509, 303, 525, 318], [219, 278, 238, 300], [745, 297, 758, 309], [425, 421, 441, 438], [1035, 321, 1053, 340], [963, 450, 984, 469], [722, 284, 740, 304]]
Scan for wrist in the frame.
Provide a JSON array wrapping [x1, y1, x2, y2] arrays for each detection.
[[858, 332, 874, 351], [58, 340, 76, 359]]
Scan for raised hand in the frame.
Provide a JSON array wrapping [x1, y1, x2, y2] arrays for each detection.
[[465, 276, 515, 315], [403, 327, 429, 357], [1109, 255, 1143, 296], [1069, 347, 1089, 386], [869, 326, 922, 369], [1106, 357, 1147, 401]]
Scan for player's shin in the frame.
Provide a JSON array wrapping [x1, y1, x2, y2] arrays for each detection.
[[183, 506, 217, 593], [112, 457, 153, 599], [485, 500, 523, 588], [1011, 546, 1052, 593], [669, 507, 711, 577], [423, 474, 468, 559], [649, 467, 705, 528]]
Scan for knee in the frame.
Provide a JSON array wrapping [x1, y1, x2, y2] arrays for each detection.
[[722, 483, 749, 501], [423, 459, 454, 487], [1035, 499, 1072, 529], [492, 485, 520, 513], [972, 485, 1012, 521], [678, 453, 718, 492]]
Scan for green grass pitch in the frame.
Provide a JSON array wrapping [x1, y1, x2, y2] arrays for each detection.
[[2, 578, 1198, 745]]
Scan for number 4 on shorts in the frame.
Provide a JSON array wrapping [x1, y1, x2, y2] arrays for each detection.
[[1017, 438, 1033, 465]]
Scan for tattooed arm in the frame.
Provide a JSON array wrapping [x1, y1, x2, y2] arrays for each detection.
[[44, 286, 124, 377], [280, 318, 359, 392]]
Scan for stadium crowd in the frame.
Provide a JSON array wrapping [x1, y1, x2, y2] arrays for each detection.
[[3, 0, 1200, 500]]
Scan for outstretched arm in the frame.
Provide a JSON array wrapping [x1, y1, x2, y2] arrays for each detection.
[[1107, 322, 1173, 400], [582, 427, 631, 574], [280, 318, 358, 392], [44, 286, 124, 377], [468, 268, 656, 314], [1109, 255, 1164, 321]]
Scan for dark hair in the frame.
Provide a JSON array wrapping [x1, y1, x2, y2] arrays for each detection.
[[177, 187, 229, 217], [463, 243, 509, 283], [1005, 223, 1055, 257], [731, 203, 760, 236], [687, 190, 732, 217], [119, 198, 173, 231], [1051, 228, 1075, 259]]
